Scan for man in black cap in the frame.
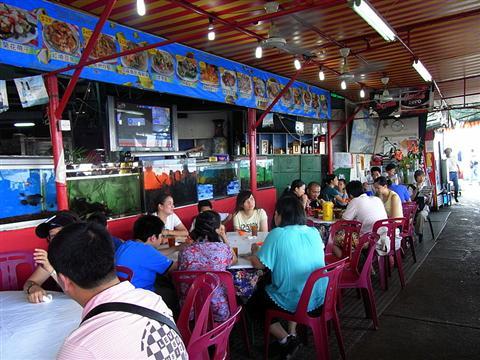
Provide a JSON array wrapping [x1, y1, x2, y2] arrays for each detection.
[[23, 211, 79, 303]]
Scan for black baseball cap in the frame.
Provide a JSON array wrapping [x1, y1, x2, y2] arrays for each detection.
[[35, 212, 79, 238]]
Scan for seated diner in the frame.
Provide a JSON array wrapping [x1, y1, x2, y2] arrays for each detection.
[[23, 211, 80, 303], [233, 190, 268, 233], [178, 210, 237, 321], [155, 194, 189, 237], [248, 195, 327, 358], [374, 176, 404, 218]]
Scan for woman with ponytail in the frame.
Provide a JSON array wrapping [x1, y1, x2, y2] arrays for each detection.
[[177, 210, 237, 321]]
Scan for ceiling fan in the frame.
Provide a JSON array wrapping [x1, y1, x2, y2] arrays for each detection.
[[338, 47, 386, 83], [250, 2, 315, 57], [374, 76, 395, 102]]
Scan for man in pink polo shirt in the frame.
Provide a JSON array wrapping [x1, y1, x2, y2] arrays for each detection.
[[48, 222, 188, 359]]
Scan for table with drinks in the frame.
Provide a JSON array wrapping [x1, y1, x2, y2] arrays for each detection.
[[162, 231, 267, 299]]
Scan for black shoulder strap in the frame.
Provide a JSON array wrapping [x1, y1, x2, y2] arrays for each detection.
[[81, 302, 181, 338]]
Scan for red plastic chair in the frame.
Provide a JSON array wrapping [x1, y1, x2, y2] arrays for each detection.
[[175, 272, 220, 345], [264, 259, 348, 360], [0, 251, 35, 291], [171, 270, 252, 356], [187, 306, 242, 360], [115, 265, 134, 282], [401, 202, 418, 263], [339, 232, 380, 329], [325, 220, 362, 264], [373, 218, 406, 290]]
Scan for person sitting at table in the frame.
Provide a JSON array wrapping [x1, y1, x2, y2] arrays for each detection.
[[388, 178, 411, 203], [115, 215, 181, 292], [411, 169, 433, 242], [321, 174, 348, 207], [306, 181, 323, 209], [282, 179, 309, 208], [363, 166, 382, 195], [23, 211, 80, 304], [178, 210, 237, 321], [86, 211, 123, 250], [374, 176, 404, 218], [155, 193, 189, 237], [335, 178, 349, 208], [189, 199, 232, 232], [385, 163, 400, 184], [248, 195, 327, 358], [47, 222, 188, 359], [336, 181, 387, 258], [233, 190, 268, 233]]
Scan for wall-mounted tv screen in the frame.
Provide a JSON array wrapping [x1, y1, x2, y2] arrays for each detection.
[[108, 97, 174, 151]]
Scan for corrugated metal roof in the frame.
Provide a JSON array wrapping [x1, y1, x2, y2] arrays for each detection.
[[58, 0, 480, 103]]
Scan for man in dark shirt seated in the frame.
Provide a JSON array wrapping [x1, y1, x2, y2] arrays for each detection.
[[306, 181, 323, 209]]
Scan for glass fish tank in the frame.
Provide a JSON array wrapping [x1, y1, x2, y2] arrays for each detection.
[[142, 158, 197, 212], [0, 157, 57, 224], [67, 172, 142, 218], [197, 161, 241, 199], [239, 157, 274, 190]]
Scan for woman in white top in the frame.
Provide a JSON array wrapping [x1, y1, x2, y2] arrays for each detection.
[[233, 190, 268, 233], [156, 194, 189, 237]]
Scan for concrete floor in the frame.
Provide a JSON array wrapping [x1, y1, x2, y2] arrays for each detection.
[[350, 185, 480, 360]]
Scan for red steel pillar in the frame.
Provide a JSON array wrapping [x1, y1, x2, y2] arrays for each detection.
[[327, 121, 333, 173], [248, 108, 257, 193], [46, 75, 68, 210]]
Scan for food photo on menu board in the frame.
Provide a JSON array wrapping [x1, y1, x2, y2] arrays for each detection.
[[199, 61, 219, 89], [0, 2, 38, 45], [236, 72, 252, 98], [176, 52, 199, 86], [39, 13, 82, 62]]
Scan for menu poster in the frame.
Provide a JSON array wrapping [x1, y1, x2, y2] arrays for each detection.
[[0, 0, 331, 119], [14, 75, 49, 108], [0, 80, 8, 113]]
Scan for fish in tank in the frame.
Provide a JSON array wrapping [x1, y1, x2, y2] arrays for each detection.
[[67, 174, 142, 218], [197, 184, 214, 201], [197, 162, 240, 198], [0, 168, 57, 224], [142, 159, 197, 213]]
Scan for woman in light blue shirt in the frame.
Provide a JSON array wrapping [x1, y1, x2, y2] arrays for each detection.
[[249, 195, 327, 356]]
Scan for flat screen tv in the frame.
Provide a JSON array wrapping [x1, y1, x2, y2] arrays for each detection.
[[108, 97, 175, 151]]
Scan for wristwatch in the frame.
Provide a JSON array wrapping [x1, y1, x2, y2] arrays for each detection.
[[25, 282, 37, 294]]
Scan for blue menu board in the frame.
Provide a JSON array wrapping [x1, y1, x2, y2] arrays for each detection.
[[0, 0, 331, 119]]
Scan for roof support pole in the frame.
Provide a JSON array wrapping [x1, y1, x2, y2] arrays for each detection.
[[248, 108, 257, 193], [55, 0, 117, 118], [327, 121, 334, 174], [46, 75, 68, 210]]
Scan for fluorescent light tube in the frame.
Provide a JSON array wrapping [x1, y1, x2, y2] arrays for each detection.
[[351, 0, 396, 42], [412, 59, 432, 82], [14, 122, 35, 127]]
